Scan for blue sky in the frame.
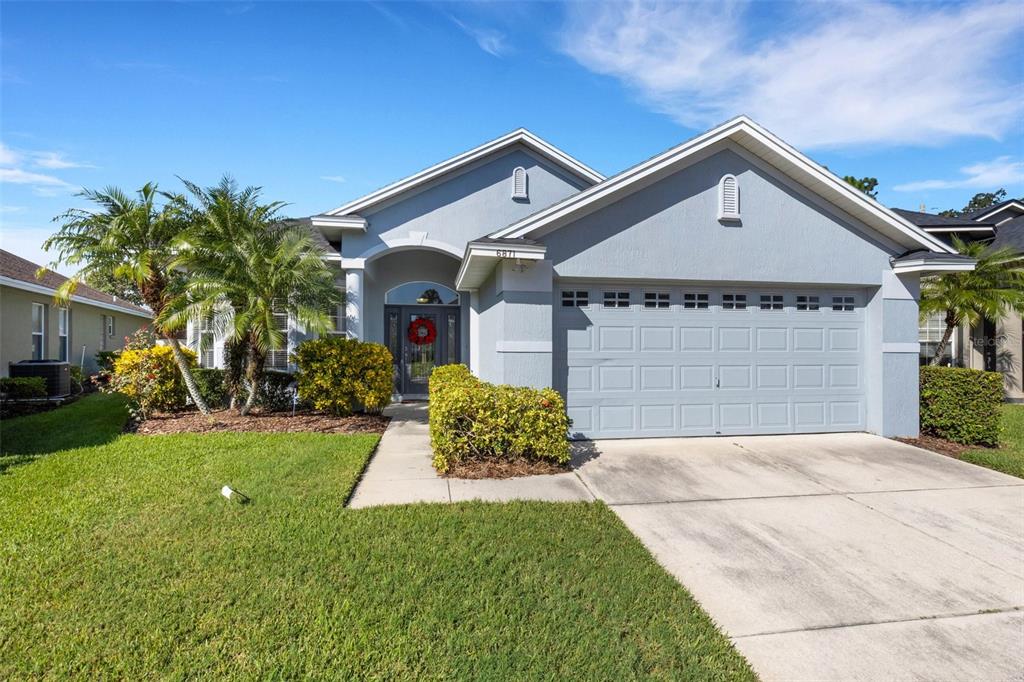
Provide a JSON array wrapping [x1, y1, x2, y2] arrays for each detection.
[[2, 1, 1022, 273]]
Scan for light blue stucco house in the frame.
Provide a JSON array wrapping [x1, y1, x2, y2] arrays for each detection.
[[193, 116, 973, 439]]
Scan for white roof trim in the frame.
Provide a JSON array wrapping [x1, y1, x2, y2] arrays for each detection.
[[455, 242, 546, 291], [310, 215, 367, 231], [891, 259, 976, 275], [971, 200, 1024, 223], [0, 275, 153, 318], [489, 116, 955, 255], [921, 226, 995, 233], [323, 129, 604, 217]]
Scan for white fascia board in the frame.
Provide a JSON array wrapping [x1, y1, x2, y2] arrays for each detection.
[[310, 215, 367, 231], [921, 226, 995, 233], [322, 129, 604, 217], [490, 116, 955, 255], [455, 243, 546, 291], [972, 201, 1024, 223], [0, 276, 153, 318], [892, 260, 976, 274]]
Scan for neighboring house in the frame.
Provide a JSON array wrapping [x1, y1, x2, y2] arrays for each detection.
[[194, 116, 971, 439], [0, 250, 152, 375], [895, 199, 1024, 401]]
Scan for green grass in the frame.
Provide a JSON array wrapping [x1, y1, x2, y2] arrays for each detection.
[[963, 404, 1024, 478], [0, 395, 753, 680], [0, 393, 131, 473]]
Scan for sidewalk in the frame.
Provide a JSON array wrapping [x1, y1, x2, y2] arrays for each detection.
[[347, 403, 594, 508]]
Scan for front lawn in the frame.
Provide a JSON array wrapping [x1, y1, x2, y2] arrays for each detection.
[[963, 404, 1024, 478], [0, 395, 753, 679]]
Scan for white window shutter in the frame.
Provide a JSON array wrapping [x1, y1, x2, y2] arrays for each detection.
[[512, 167, 528, 199], [718, 174, 740, 220]]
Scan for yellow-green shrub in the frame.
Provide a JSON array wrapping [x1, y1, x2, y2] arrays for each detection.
[[293, 337, 393, 415], [428, 364, 570, 473], [920, 365, 1003, 445], [109, 345, 197, 416]]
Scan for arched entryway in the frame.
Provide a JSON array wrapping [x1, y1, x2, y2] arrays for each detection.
[[356, 248, 467, 398]]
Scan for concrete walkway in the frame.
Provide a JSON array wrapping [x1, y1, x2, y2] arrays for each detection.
[[347, 403, 593, 508]]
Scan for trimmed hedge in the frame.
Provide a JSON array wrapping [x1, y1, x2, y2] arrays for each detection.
[[293, 337, 393, 416], [192, 368, 229, 409], [920, 365, 1003, 446], [428, 364, 571, 473], [259, 371, 296, 412], [108, 345, 197, 416], [0, 377, 47, 401]]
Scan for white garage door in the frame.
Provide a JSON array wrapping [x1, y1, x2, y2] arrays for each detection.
[[555, 284, 867, 439]]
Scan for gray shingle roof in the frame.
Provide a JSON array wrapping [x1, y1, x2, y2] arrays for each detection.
[[891, 208, 994, 228], [991, 215, 1024, 253]]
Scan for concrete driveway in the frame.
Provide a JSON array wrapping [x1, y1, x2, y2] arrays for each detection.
[[574, 433, 1024, 681]]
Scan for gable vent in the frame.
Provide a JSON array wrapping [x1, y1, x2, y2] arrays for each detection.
[[718, 174, 740, 221], [512, 166, 528, 200]]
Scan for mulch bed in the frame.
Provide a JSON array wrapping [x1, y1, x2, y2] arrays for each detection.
[[895, 434, 989, 460], [135, 409, 390, 435], [444, 458, 570, 479]]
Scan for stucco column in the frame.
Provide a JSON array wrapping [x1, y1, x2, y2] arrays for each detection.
[[867, 270, 921, 437], [343, 260, 365, 340], [492, 258, 554, 389]]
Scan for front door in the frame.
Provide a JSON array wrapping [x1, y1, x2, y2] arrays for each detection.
[[385, 305, 460, 397]]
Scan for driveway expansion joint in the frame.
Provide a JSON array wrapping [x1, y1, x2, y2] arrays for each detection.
[[730, 605, 1024, 640]]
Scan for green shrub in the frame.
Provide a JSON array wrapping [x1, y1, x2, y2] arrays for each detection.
[[258, 371, 296, 412], [192, 368, 228, 409], [95, 351, 119, 373], [107, 345, 197, 418], [428, 364, 571, 473], [920, 365, 1003, 446], [0, 377, 47, 401], [293, 338, 393, 416], [68, 366, 84, 393]]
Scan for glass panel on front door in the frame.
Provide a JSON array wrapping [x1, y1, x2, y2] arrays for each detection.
[[385, 304, 459, 397], [406, 312, 438, 393]]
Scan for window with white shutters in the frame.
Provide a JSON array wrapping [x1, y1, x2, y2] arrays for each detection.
[[718, 174, 740, 220]]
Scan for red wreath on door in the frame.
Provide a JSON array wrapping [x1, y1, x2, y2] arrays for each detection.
[[407, 318, 437, 345]]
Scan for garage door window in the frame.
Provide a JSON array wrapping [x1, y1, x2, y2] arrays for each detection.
[[683, 293, 709, 309], [796, 295, 820, 311], [562, 291, 589, 307], [722, 293, 746, 310], [603, 291, 630, 308], [644, 292, 669, 309], [832, 296, 855, 312], [760, 294, 783, 310]]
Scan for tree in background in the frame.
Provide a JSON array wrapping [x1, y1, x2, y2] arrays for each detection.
[[168, 177, 340, 415], [82, 269, 147, 307], [44, 184, 211, 414], [920, 236, 1024, 365], [939, 189, 1008, 217], [843, 176, 879, 198]]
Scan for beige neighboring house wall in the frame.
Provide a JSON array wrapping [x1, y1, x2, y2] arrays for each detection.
[[0, 250, 151, 376]]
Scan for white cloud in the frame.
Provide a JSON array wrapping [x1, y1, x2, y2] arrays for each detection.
[[0, 168, 75, 188], [31, 151, 96, 169], [320, 175, 347, 183], [451, 17, 509, 57], [561, 1, 1024, 149], [0, 142, 20, 166], [0, 205, 26, 213], [894, 157, 1024, 192]]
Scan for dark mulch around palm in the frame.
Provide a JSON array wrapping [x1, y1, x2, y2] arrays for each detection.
[[136, 409, 389, 435], [445, 457, 570, 479]]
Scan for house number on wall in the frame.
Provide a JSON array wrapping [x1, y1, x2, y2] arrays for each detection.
[[495, 249, 516, 259]]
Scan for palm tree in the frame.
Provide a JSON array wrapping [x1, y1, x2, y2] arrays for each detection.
[[168, 177, 340, 415], [44, 184, 211, 414], [920, 236, 1024, 365]]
